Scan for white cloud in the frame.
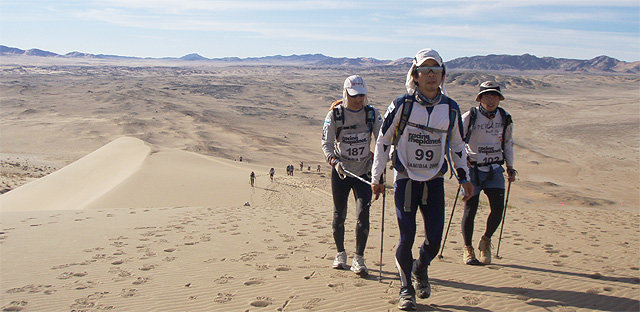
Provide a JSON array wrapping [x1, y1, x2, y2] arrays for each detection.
[[92, 0, 355, 13]]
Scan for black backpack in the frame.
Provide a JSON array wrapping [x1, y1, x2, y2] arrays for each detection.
[[464, 106, 512, 152], [390, 94, 462, 181], [332, 101, 376, 138]]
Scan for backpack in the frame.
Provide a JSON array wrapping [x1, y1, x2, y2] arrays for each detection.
[[389, 94, 462, 181], [331, 99, 376, 138], [464, 106, 512, 163]]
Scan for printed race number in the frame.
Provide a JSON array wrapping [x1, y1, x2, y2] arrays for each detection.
[[415, 149, 434, 161], [481, 156, 502, 164], [346, 147, 366, 157]]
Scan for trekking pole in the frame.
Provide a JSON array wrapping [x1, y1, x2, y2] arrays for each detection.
[[342, 168, 373, 186], [438, 184, 461, 259], [495, 179, 513, 259], [379, 168, 386, 282]]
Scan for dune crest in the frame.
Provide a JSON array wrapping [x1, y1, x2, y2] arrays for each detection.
[[1, 136, 265, 212], [0, 137, 150, 211]]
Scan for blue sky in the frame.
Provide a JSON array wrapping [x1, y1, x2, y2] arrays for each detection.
[[1, 0, 639, 61]]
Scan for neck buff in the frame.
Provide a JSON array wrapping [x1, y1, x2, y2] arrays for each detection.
[[479, 105, 497, 119], [416, 90, 442, 107]]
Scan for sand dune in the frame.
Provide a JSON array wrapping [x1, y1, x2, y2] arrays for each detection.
[[1, 137, 269, 212], [0, 137, 150, 212]]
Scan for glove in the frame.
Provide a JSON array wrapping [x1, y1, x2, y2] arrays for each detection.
[[334, 161, 347, 180]]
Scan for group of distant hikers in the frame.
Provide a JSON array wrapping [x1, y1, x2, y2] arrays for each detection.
[[321, 48, 517, 310]]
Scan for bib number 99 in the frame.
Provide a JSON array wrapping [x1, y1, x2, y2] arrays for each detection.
[[415, 149, 434, 161]]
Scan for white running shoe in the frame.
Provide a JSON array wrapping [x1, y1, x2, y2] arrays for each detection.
[[332, 251, 348, 270], [350, 254, 368, 277]]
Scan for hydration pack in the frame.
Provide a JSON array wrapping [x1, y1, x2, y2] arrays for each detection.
[[331, 99, 376, 138], [464, 106, 512, 164], [389, 94, 461, 181]]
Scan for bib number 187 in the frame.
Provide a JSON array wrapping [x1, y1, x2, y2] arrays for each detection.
[[346, 147, 365, 157]]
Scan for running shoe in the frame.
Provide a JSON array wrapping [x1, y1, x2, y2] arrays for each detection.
[[332, 251, 348, 270], [411, 261, 431, 299], [464, 245, 482, 265], [350, 254, 368, 277], [397, 285, 417, 311], [478, 236, 492, 264]]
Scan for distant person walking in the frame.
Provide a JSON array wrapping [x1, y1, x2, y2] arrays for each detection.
[[300, 161, 304, 171], [250, 171, 256, 187], [269, 168, 275, 182], [322, 75, 382, 277], [371, 49, 473, 310], [317, 165, 321, 173], [460, 81, 516, 265]]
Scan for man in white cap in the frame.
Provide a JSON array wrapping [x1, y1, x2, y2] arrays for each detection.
[[371, 49, 473, 310], [460, 81, 516, 265], [321, 75, 383, 277]]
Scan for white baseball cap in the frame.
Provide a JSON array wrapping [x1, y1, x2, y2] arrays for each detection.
[[414, 48, 443, 67], [344, 75, 367, 96]]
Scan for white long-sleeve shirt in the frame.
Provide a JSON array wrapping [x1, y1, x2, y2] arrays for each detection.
[[462, 108, 514, 172], [371, 93, 469, 183]]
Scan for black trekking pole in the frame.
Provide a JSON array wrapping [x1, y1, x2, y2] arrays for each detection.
[[495, 179, 512, 259], [378, 168, 386, 282], [438, 184, 461, 259]]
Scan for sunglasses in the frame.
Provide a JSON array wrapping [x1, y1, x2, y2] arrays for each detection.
[[348, 94, 366, 98], [416, 66, 443, 74]]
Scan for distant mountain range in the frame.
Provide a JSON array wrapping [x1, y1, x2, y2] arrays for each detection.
[[1, 45, 638, 73]]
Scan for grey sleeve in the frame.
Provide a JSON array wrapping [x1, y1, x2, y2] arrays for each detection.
[[321, 110, 338, 162], [503, 116, 514, 168]]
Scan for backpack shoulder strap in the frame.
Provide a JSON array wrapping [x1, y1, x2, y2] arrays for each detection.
[[364, 105, 375, 133], [464, 107, 478, 143], [392, 96, 414, 146], [497, 107, 512, 151], [332, 104, 344, 138]]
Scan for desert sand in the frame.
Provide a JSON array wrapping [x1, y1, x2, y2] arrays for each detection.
[[0, 58, 638, 311]]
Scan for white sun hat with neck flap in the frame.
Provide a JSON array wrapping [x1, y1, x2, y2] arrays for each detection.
[[405, 48, 448, 96]]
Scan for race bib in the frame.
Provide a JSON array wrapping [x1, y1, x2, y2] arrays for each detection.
[[476, 142, 503, 164], [339, 131, 370, 161], [404, 127, 443, 170]]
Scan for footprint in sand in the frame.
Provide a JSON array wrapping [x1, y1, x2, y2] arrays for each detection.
[[327, 282, 344, 292], [275, 253, 289, 259], [353, 280, 366, 287], [214, 292, 234, 304], [57, 272, 87, 279], [250, 297, 273, 307], [243, 278, 263, 286], [120, 288, 137, 297], [69, 292, 111, 311], [462, 295, 482, 305], [111, 260, 124, 265], [1, 300, 28, 311], [302, 298, 324, 310], [6, 285, 54, 294], [139, 264, 156, 271], [132, 277, 150, 285], [214, 274, 234, 284], [275, 266, 291, 271]]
